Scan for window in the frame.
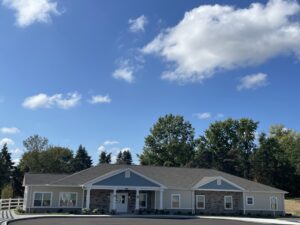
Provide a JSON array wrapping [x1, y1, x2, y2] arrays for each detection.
[[33, 192, 52, 207], [196, 195, 205, 209], [246, 196, 254, 205], [270, 196, 278, 210], [224, 196, 233, 210], [139, 193, 147, 208], [171, 194, 180, 209], [59, 192, 77, 207]]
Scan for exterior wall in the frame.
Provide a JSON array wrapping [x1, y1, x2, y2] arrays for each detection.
[[24, 185, 84, 213], [243, 191, 285, 216], [199, 180, 241, 191], [163, 189, 193, 210], [195, 191, 243, 214]]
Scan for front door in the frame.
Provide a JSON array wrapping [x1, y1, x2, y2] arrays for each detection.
[[116, 193, 128, 213]]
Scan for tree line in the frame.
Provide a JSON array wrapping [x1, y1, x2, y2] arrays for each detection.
[[1, 114, 299, 198], [139, 114, 300, 197], [0, 135, 132, 198]]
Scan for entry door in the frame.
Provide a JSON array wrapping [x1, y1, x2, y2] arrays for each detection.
[[116, 193, 128, 213]]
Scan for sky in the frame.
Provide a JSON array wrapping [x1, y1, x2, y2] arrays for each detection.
[[0, 0, 300, 165]]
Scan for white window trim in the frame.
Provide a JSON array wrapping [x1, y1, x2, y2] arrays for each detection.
[[171, 194, 181, 209], [246, 196, 254, 206], [32, 192, 52, 208], [270, 196, 278, 210], [224, 195, 233, 210], [139, 193, 147, 209], [196, 195, 205, 209], [59, 192, 78, 208]]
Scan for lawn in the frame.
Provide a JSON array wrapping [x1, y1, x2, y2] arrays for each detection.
[[285, 199, 300, 216]]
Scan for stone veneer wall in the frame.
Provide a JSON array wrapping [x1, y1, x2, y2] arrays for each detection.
[[195, 191, 243, 214], [90, 190, 111, 212]]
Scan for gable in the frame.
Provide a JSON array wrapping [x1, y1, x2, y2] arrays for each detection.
[[92, 171, 160, 187], [198, 179, 242, 191]]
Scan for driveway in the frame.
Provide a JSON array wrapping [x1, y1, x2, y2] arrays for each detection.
[[7, 217, 282, 225]]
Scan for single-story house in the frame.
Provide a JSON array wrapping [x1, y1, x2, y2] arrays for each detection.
[[23, 164, 286, 216]]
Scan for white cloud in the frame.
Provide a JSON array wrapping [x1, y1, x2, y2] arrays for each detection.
[[12, 158, 20, 165], [238, 73, 268, 90], [113, 66, 134, 83], [142, 0, 300, 83], [2, 0, 60, 27], [129, 15, 148, 33], [97, 145, 106, 154], [23, 92, 81, 109], [0, 127, 20, 134], [194, 112, 212, 120], [0, 138, 15, 146], [103, 140, 119, 146], [89, 95, 111, 104]]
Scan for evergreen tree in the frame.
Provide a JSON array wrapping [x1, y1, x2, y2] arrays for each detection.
[[122, 150, 132, 165], [11, 166, 24, 197], [99, 151, 111, 164], [72, 145, 92, 172], [0, 144, 14, 192], [116, 151, 123, 164]]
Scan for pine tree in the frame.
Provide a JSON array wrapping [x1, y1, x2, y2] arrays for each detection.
[[99, 151, 111, 164], [116, 150, 132, 165], [116, 151, 123, 164], [0, 144, 14, 191], [72, 145, 92, 172]]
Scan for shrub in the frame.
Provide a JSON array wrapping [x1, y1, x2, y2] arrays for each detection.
[[110, 209, 116, 215], [14, 207, 25, 214], [1, 184, 13, 199], [92, 208, 100, 214], [82, 208, 90, 214]]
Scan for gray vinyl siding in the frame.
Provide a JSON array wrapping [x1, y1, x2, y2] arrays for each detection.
[[199, 180, 241, 190], [25, 185, 84, 211]]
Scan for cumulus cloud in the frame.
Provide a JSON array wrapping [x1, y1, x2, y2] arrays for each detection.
[[112, 61, 134, 83], [238, 73, 268, 90], [0, 138, 15, 146], [23, 92, 81, 109], [2, 0, 60, 27], [97, 145, 106, 154], [103, 140, 119, 146], [0, 127, 20, 134], [89, 95, 111, 104], [194, 112, 212, 120], [129, 15, 148, 32], [142, 0, 300, 83]]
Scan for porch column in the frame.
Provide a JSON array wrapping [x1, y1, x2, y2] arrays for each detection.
[[191, 190, 195, 214], [242, 192, 246, 215], [135, 189, 140, 210], [159, 189, 164, 210], [112, 189, 117, 211], [86, 187, 91, 209]]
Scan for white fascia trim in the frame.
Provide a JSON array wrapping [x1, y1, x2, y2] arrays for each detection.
[[198, 188, 243, 192], [84, 168, 167, 189], [87, 185, 161, 191], [192, 176, 245, 191]]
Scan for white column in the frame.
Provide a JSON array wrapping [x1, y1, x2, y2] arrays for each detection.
[[86, 188, 91, 209], [112, 189, 117, 211], [159, 189, 164, 210], [242, 192, 246, 215], [135, 189, 140, 210], [191, 190, 195, 214]]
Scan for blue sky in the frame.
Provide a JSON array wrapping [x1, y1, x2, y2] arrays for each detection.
[[0, 0, 300, 165]]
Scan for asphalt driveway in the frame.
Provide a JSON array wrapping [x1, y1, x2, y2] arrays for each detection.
[[8, 217, 275, 225]]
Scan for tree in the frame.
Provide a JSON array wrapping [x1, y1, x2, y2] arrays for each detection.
[[140, 114, 195, 167], [23, 135, 49, 152], [99, 151, 111, 164], [115, 150, 133, 165], [251, 133, 297, 195], [194, 118, 258, 178], [0, 144, 14, 192], [40, 146, 73, 173], [1, 184, 13, 199], [11, 166, 24, 197], [72, 145, 92, 172]]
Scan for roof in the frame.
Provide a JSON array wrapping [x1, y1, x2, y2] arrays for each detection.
[[23, 164, 286, 193]]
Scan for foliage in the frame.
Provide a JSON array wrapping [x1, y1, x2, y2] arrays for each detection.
[[0, 144, 14, 194], [99, 151, 111, 164], [15, 206, 25, 214], [72, 145, 92, 172], [193, 118, 258, 178], [140, 114, 195, 167], [82, 208, 90, 214], [23, 135, 49, 152], [1, 184, 14, 198], [116, 150, 133, 165], [11, 166, 24, 197]]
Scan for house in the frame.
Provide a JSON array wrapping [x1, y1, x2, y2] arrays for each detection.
[[23, 164, 286, 216]]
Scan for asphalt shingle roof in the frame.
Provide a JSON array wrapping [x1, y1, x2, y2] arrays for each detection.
[[23, 164, 286, 193]]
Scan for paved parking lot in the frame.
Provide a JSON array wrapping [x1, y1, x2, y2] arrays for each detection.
[[8, 217, 273, 225]]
